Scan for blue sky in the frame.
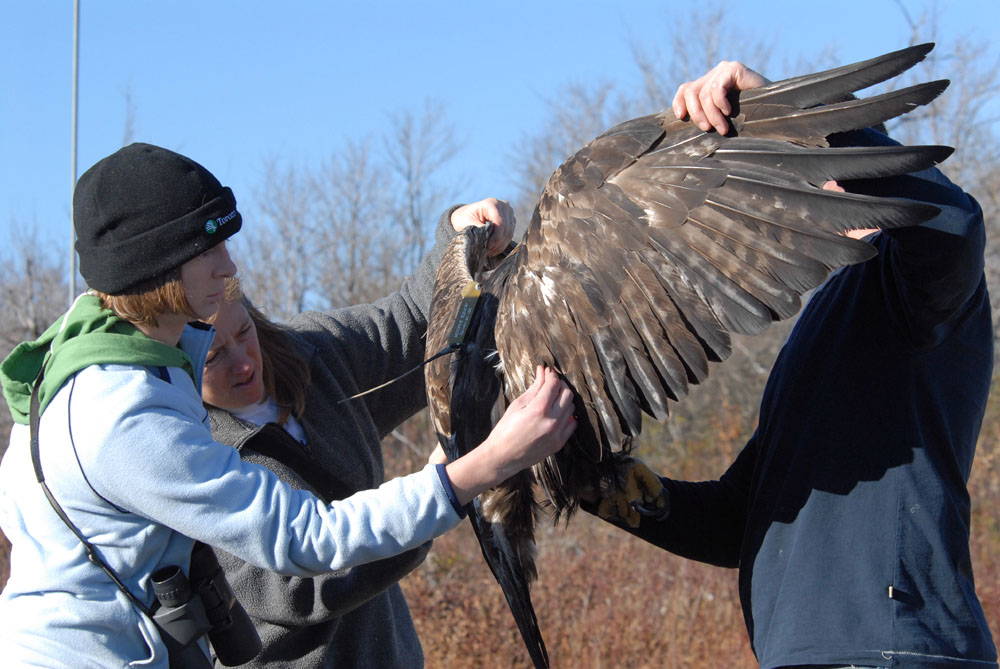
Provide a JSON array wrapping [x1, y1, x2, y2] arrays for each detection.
[[2, 1, 997, 258]]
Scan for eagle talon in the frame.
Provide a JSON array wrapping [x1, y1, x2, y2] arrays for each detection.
[[594, 457, 670, 528], [631, 499, 671, 521]]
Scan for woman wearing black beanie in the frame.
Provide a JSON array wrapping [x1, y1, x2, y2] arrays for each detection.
[[0, 143, 576, 668]]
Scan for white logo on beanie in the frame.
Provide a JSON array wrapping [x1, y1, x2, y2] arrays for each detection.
[[205, 209, 238, 234]]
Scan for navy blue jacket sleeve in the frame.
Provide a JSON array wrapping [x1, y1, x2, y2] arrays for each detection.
[[837, 129, 986, 347], [612, 438, 756, 568]]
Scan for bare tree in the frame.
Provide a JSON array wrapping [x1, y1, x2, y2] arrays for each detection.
[[506, 80, 633, 233], [311, 138, 401, 309], [0, 221, 67, 351], [384, 100, 463, 269], [879, 12, 1000, 183], [235, 159, 316, 321], [510, 1, 775, 233], [630, 0, 775, 112], [238, 100, 462, 320], [0, 220, 67, 448]]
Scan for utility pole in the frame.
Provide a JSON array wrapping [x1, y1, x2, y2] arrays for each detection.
[[70, 0, 80, 304]]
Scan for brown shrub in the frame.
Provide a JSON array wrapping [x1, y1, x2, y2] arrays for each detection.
[[402, 517, 755, 668], [0, 383, 996, 666], [399, 397, 758, 668], [400, 385, 1000, 667], [969, 379, 1000, 638]]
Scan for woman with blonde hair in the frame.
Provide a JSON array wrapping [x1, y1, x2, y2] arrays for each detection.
[[200, 197, 514, 668]]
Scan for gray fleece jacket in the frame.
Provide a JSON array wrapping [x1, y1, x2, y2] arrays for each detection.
[[208, 207, 460, 668]]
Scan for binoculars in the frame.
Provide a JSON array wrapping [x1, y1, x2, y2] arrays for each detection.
[[152, 542, 262, 667]]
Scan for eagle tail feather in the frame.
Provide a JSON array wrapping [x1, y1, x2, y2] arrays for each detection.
[[468, 495, 549, 668]]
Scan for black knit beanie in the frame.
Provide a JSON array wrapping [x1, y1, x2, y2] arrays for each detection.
[[73, 142, 243, 294]]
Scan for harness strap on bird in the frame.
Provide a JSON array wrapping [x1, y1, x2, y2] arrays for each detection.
[[338, 280, 483, 404]]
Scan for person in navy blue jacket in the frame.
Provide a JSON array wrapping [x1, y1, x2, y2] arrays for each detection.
[[597, 61, 997, 668]]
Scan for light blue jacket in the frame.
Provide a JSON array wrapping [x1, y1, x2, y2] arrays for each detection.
[[0, 322, 461, 668]]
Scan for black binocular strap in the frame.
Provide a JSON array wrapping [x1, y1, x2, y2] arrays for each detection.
[[28, 366, 153, 617]]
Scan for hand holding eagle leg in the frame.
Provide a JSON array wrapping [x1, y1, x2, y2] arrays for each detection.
[[596, 457, 671, 528]]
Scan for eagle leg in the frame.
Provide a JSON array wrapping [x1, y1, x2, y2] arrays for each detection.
[[596, 457, 670, 528]]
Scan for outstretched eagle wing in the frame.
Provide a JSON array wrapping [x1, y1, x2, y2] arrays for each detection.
[[424, 43, 951, 669], [494, 42, 949, 508]]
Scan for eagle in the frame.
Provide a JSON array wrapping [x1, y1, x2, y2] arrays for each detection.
[[424, 43, 951, 668]]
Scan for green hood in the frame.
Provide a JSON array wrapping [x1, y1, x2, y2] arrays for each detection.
[[1, 294, 196, 424]]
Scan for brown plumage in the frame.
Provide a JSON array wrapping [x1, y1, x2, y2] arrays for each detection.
[[424, 44, 952, 668]]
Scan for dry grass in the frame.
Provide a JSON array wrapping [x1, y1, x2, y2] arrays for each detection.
[[402, 516, 755, 668], [398, 388, 1000, 667], [396, 399, 758, 668], [0, 384, 996, 667], [969, 380, 1000, 638]]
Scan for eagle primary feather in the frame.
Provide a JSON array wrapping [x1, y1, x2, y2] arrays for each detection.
[[424, 43, 952, 668]]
